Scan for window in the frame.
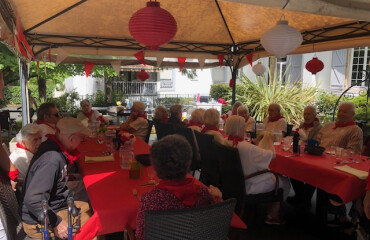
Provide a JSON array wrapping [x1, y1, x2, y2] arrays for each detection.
[[351, 47, 370, 87], [275, 57, 287, 84]]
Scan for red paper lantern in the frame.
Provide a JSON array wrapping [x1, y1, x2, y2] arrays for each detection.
[[137, 70, 150, 82], [229, 78, 235, 88], [129, 1, 177, 50], [305, 57, 324, 75]]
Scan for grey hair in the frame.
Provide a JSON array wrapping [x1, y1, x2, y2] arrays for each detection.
[[150, 135, 192, 180], [80, 99, 91, 107], [224, 115, 245, 138], [169, 105, 182, 117], [269, 103, 281, 112], [304, 105, 317, 114], [237, 105, 249, 115], [339, 101, 356, 113], [154, 105, 168, 119], [190, 108, 205, 124], [132, 101, 146, 113], [15, 124, 42, 143], [203, 108, 220, 127]]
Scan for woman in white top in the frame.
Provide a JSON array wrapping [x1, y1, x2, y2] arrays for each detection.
[[9, 124, 42, 180], [77, 99, 106, 124], [237, 105, 255, 132], [201, 109, 225, 144], [224, 115, 290, 225]]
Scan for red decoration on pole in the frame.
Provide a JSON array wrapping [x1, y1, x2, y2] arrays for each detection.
[[246, 52, 254, 67], [15, 15, 34, 58], [129, 1, 177, 50], [134, 51, 146, 65], [84, 61, 95, 78], [229, 78, 235, 88], [305, 56, 324, 74], [136, 70, 150, 82], [217, 54, 225, 67], [178, 57, 186, 72]]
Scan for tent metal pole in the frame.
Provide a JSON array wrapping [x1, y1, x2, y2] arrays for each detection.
[[18, 59, 29, 126]]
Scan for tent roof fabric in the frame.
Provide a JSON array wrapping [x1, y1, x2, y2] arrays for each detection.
[[1, 0, 370, 67]]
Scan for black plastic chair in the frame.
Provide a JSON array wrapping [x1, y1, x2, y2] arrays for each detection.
[[153, 121, 175, 140], [194, 131, 218, 186], [215, 142, 283, 219], [143, 198, 236, 240], [144, 120, 154, 144], [176, 128, 201, 172]]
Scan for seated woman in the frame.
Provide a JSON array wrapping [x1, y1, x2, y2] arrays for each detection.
[[153, 105, 168, 124], [224, 115, 290, 225], [201, 108, 225, 144], [77, 99, 106, 124], [237, 105, 255, 132], [187, 108, 205, 132], [167, 105, 186, 130], [120, 101, 149, 140], [135, 135, 222, 240], [10, 124, 42, 180]]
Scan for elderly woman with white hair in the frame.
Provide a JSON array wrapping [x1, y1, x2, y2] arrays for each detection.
[[237, 105, 255, 132], [224, 115, 290, 225], [263, 103, 287, 135], [201, 109, 225, 144], [153, 105, 169, 124], [10, 124, 42, 180], [187, 108, 205, 132], [120, 101, 149, 140], [77, 99, 106, 124]]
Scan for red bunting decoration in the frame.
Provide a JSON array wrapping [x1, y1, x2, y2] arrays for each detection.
[[217, 54, 225, 67], [134, 50, 146, 65], [137, 70, 150, 82], [229, 78, 235, 88], [305, 57, 324, 75], [246, 52, 254, 67], [15, 15, 34, 58], [178, 57, 186, 72], [84, 61, 95, 78]]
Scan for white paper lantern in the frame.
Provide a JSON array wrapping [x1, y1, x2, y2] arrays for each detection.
[[261, 20, 303, 58], [252, 61, 266, 76]]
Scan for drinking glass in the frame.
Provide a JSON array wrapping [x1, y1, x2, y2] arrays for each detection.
[[88, 122, 98, 138], [256, 123, 265, 137], [335, 147, 343, 160], [105, 130, 115, 153], [272, 130, 282, 145]]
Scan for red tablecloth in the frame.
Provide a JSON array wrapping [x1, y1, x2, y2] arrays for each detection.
[[269, 147, 368, 203], [74, 137, 246, 240]]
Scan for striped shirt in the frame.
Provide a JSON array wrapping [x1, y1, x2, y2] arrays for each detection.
[[317, 122, 363, 153]]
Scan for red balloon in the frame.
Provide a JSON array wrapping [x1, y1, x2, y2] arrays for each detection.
[[129, 1, 177, 50], [305, 57, 324, 75], [229, 78, 235, 88], [137, 70, 150, 82]]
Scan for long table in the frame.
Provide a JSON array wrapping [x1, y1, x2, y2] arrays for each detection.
[[74, 136, 246, 240], [269, 147, 368, 204]]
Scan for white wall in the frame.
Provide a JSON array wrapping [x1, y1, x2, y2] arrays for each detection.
[[65, 75, 105, 95]]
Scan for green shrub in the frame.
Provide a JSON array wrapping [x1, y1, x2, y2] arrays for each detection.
[[92, 91, 108, 107], [209, 84, 243, 114]]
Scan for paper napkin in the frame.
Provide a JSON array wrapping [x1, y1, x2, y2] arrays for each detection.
[[334, 165, 368, 180], [85, 155, 114, 163]]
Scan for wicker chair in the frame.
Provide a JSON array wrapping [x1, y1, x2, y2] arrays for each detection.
[[127, 198, 236, 240]]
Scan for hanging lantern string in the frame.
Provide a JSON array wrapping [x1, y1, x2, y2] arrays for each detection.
[[312, 43, 317, 57], [282, 0, 290, 10], [279, 14, 286, 21]]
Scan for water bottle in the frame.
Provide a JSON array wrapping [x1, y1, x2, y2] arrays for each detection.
[[293, 131, 300, 153], [119, 144, 133, 170]]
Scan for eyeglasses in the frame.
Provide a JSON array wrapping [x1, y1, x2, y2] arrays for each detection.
[[49, 112, 61, 117]]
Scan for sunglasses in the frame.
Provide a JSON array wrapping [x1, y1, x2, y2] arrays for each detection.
[[49, 112, 62, 117]]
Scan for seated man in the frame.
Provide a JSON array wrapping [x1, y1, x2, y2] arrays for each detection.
[[263, 103, 287, 135], [22, 118, 92, 239], [317, 101, 363, 153], [120, 101, 149, 140], [36, 103, 62, 142], [77, 99, 106, 124], [237, 105, 255, 132], [288, 106, 322, 208], [167, 105, 186, 131], [222, 101, 242, 120]]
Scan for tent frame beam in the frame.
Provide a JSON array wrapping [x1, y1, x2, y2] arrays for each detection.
[[24, 0, 88, 34], [27, 21, 370, 57]]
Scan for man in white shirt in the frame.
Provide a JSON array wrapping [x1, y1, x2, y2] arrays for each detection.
[[317, 101, 363, 153], [36, 103, 62, 142], [237, 105, 255, 132], [263, 103, 287, 135]]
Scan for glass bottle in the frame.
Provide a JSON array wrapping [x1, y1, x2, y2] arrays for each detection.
[[119, 143, 133, 170]]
